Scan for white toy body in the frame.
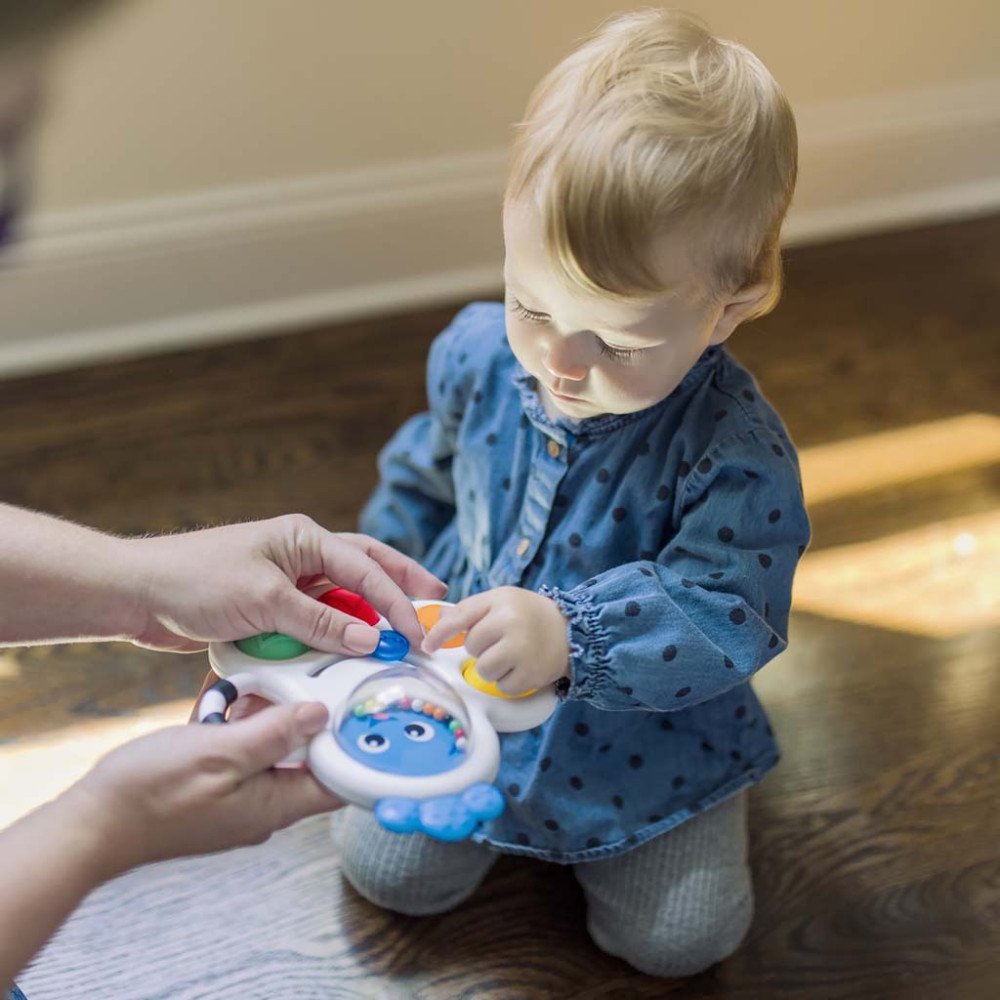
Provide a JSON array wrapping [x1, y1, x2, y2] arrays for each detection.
[[198, 600, 558, 839]]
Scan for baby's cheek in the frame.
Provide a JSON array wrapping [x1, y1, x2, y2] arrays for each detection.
[[505, 321, 537, 369], [599, 367, 670, 412]]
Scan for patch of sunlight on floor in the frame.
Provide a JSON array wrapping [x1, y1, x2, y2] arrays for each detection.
[[799, 412, 1000, 505], [793, 509, 999, 638], [0, 699, 191, 828]]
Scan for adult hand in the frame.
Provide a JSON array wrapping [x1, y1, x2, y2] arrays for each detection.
[[68, 701, 340, 878], [0, 701, 343, 985], [126, 514, 446, 655]]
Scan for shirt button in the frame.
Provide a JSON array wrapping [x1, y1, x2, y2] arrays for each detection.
[[547, 440, 560, 459], [516, 537, 531, 557]]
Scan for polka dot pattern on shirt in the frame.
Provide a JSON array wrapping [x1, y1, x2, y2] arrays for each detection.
[[366, 304, 808, 860]]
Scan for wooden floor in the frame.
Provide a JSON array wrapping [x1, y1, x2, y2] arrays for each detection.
[[2, 215, 999, 999]]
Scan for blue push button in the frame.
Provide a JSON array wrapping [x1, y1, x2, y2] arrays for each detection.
[[372, 629, 410, 661]]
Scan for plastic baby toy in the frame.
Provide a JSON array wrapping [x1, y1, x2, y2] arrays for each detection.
[[197, 588, 558, 841]]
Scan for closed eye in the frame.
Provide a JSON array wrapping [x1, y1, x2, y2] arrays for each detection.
[[598, 341, 644, 364], [508, 296, 550, 324], [509, 293, 645, 364]]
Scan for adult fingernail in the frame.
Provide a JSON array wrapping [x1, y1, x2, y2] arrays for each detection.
[[295, 702, 328, 735], [344, 622, 379, 653]]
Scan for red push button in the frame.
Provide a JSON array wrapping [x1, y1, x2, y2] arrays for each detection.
[[316, 587, 380, 625]]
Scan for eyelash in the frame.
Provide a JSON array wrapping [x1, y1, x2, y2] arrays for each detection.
[[598, 342, 641, 364], [508, 296, 643, 365], [509, 297, 549, 324]]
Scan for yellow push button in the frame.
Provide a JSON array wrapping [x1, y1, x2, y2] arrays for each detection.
[[516, 537, 530, 557], [547, 439, 560, 458], [462, 657, 536, 699]]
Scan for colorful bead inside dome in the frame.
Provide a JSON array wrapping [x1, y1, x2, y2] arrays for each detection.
[[338, 692, 470, 777]]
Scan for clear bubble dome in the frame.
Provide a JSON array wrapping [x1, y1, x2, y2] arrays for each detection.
[[335, 666, 473, 776]]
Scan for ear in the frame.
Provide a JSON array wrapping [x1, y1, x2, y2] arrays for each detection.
[[708, 283, 771, 345]]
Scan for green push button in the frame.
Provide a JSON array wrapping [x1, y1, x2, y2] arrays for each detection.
[[235, 632, 310, 660]]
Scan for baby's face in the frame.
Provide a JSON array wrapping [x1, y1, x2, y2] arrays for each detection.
[[502, 198, 731, 420]]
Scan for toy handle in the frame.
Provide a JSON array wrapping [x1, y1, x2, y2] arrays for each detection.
[[197, 673, 261, 723], [197, 673, 307, 763]]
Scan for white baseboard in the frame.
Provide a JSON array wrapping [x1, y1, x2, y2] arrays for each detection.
[[785, 79, 1000, 244], [0, 81, 997, 378]]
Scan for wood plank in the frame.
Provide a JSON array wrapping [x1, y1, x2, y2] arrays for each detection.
[[799, 413, 1000, 506], [4, 215, 1000, 998], [793, 509, 999, 637]]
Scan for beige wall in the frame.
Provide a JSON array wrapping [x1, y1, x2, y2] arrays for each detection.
[[34, 0, 1000, 212], [2, 0, 996, 375]]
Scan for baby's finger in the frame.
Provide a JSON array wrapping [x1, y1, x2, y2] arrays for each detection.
[[462, 613, 505, 659], [471, 645, 515, 685], [422, 593, 491, 653], [496, 667, 533, 697]]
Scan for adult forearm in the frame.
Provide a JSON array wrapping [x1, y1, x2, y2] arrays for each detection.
[[0, 789, 114, 988], [0, 504, 142, 645]]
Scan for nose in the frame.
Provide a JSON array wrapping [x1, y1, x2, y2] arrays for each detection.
[[543, 334, 589, 382]]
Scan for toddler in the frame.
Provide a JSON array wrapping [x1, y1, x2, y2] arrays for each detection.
[[337, 9, 809, 979]]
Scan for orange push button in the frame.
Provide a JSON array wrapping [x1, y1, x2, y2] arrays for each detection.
[[416, 603, 466, 649]]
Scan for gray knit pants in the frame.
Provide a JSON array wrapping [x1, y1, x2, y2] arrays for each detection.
[[332, 793, 752, 978]]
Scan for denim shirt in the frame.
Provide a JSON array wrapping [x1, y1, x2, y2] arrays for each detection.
[[360, 302, 810, 863]]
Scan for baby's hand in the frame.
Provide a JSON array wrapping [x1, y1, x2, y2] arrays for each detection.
[[421, 587, 569, 695], [68, 702, 341, 878]]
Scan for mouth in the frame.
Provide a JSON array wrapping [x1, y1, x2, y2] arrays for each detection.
[[547, 383, 585, 403]]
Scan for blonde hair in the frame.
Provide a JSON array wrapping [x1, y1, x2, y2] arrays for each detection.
[[505, 9, 797, 319]]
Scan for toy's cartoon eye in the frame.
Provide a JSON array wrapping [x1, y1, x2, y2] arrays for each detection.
[[403, 722, 435, 743], [356, 732, 391, 754]]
